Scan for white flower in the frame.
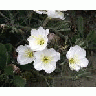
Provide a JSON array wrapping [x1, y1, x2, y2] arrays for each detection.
[[66, 45, 89, 71], [16, 45, 34, 65], [34, 48, 60, 73], [46, 10, 65, 20], [27, 27, 49, 51], [34, 10, 46, 14], [34, 10, 65, 20]]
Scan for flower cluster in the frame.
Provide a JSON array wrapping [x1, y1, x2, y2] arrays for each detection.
[[16, 27, 60, 73], [16, 10, 89, 73]]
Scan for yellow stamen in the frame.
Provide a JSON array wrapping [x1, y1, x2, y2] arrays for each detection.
[[31, 35, 45, 46], [41, 56, 52, 64], [69, 58, 75, 64], [24, 49, 34, 58], [69, 55, 79, 65], [36, 37, 45, 45]]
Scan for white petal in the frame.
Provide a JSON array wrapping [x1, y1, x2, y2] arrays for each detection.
[[66, 46, 77, 59], [69, 64, 80, 72], [31, 29, 37, 36], [38, 28, 49, 37], [52, 52, 60, 61], [17, 55, 28, 65], [43, 64, 56, 73], [28, 40, 39, 49], [66, 45, 86, 59], [31, 27, 49, 37], [75, 65, 81, 72], [35, 11, 44, 14], [34, 62, 42, 71], [47, 10, 64, 20], [74, 45, 86, 58], [48, 48, 60, 61], [34, 10, 47, 14], [34, 51, 43, 58], [16, 45, 27, 53], [49, 61, 56, 67], [34, 59, 43, 70], [45, 29, 49, 35], [38, 26, 43, 30], [27, 57, 34, 63], [34, 43, 47, 51], [79, 58, 89, 67], [17, 54, 33, 65]]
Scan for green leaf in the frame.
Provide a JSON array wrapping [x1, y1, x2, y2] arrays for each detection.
[[86, 30, 96, 49], [77, 16, 84, 37], [71, 35, 79, 43], [5, 43, 13, 64], [75, 38, 87, 48], [14, 76, 26, 87], [87, 30, 96, 43], [46, 20, 70, 31], [5, 43, 12, 53], [4, 66, 13, 75], [0, 43, 8, 70]]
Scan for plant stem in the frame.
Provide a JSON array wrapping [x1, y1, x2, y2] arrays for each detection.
[[42, 17, 50, 27]]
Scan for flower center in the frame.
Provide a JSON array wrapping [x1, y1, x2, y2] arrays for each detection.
[[24, 49, 34, 58], [69, 55, 79, 65], [41, 56, 52, 64], [31, 35, 45, 45], [69, 58, 76, 64], [37, 38, 45, 45]]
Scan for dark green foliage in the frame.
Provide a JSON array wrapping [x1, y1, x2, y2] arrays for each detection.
[[13, 75, 26, 87], [86, 30, 96, 49], [46, 20, 70, 30], [4, 66, 13, 76], [77, 16, 84, 37], [5, 43, 12, 52], [0, 43, 8, 69], [19, 63, 34, 71], [5, 43, 13, 64], [0, 43, 13, 69]]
